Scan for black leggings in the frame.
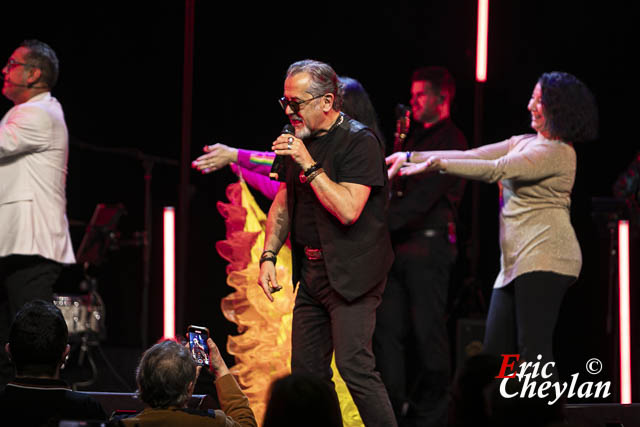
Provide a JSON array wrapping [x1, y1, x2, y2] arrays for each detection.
[[483, 271, 574, 366]]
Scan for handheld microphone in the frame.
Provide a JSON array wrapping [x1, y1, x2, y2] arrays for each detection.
[[269, 124, 294, 181], [393, 104, 411, 153]]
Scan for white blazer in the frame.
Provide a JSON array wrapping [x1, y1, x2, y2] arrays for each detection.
[[0, 92, 75, 264]]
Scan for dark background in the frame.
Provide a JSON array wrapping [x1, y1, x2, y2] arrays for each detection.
[[1, 2, 637, 399]]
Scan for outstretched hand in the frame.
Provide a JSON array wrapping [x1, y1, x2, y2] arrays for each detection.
[[386, 152, 407, 180], [192, 143, 238, 174], [400, 156, 447, 176]]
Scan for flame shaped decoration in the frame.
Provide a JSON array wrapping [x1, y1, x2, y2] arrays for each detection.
[[216, 180, 363, 426]]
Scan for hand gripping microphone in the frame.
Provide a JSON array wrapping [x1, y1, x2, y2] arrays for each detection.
[[269, 124, 295, 181]]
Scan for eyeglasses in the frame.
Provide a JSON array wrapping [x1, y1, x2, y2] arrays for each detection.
[[278, 93, 325, 113], [4, 58, 34, 70]]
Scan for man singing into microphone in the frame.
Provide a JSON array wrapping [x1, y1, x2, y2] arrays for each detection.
[[0, 40, 75, 386], [258, 59, 396, 426]]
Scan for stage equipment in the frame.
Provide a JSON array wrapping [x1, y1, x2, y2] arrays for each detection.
[[592, 196, 637, 404], [69, 138, 179, 349], [59, 203, 135, 390]]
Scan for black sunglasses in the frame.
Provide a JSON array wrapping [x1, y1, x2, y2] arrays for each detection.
[[278, 93, 326, 113]]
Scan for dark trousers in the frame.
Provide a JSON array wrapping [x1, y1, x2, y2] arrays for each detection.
[[374, 234, 457, 427], [483, 271, 573, 372], [0, 255, 62, 385], [291, 257, 397, 427]]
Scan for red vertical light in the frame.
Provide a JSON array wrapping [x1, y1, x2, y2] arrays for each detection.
[[476, 0, 489, 82], [618, 220, 631, 404], [163, 207, 176, 340]]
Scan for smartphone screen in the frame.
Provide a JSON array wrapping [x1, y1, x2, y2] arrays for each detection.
[[188, 329, 210, 367]]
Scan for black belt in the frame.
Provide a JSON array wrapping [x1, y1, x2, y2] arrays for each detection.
[[303, 246, 323, 260]]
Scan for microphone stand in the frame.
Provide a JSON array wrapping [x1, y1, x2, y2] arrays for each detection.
[[70, 138, 178, 350]]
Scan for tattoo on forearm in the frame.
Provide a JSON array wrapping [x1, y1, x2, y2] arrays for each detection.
[[264, 191, 289, 252]]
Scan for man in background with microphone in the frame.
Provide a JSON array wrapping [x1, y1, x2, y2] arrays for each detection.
[[0, 40, 75, 386], [374, 66, 468, 427], [258, 59, 396, 426]]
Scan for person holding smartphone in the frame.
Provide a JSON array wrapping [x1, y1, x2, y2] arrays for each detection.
[[188, 325, 211, 367], [120, 337, 257, 426]]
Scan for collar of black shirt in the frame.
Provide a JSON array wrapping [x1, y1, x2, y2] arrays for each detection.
[[308, 112, 344, 141]]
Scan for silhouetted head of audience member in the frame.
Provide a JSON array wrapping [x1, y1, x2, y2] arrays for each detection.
[[262, 373, 342, 427], [135, 339, 197, 409], [6, 299, 70, 378]]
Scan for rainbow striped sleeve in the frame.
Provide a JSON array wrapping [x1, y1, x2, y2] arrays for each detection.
[[249, 152, 275, 166]]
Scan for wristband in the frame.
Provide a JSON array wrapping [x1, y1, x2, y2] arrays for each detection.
[[303, 162, 321, 177], [299, 163, 323, 184], [306, 168, 325, 184], [406, 151, 412, 162], [259, 255, 277, 266]]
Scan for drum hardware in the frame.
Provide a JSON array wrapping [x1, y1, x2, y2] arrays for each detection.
[[53, 289, 101, 389], [53, 291, 105, 342], [61, 203, 131, 390]]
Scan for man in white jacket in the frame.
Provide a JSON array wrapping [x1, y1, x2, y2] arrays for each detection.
[[0, 39, 75, 385]]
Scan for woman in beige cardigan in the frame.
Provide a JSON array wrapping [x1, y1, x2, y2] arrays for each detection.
[[387, 71, 598, 371]]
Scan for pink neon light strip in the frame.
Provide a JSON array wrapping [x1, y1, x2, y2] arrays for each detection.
[[618, 220, 631, 404], [476, 0, 489, 82], [163, 207, 176, 339]]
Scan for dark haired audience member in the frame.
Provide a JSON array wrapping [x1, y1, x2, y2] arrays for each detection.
[[389, 71, 598, 373], [120, 338, 256, 426], [0, 300, 107, 425], [262, 373, 342, 427]]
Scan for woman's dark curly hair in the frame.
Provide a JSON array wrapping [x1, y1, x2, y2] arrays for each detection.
[[538, 71, 599, 142]]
